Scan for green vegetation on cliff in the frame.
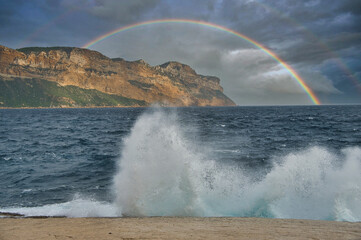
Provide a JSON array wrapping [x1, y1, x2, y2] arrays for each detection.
[[17, 47, 76, 55], [0, 77, 146, 108], [0, 44, 236, 107]]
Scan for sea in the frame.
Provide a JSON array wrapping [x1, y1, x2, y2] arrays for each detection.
[[0, 105, 360, 221]]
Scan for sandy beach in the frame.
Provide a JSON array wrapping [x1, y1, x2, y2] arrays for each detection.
[[0, 217, 360, 240]]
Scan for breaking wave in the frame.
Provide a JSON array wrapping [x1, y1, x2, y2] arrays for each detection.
[[2, 108, 360, 221], [0, 194, 118, 218], [113, 108, 361, 221]]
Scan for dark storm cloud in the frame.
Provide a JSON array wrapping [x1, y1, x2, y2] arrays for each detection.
[[206, 1, 360, 56], [276, 32, 361, 66], [340, 1, 361, 15], [0, 0, 360, 104], [0, 0, 21, 26], [87, 0, 161, 23]]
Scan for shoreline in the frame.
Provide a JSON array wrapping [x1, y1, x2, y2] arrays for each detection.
[[0, 105, 146, 110], [1, 217, 360, 240], [0, 105, 239, 110], [1, 104, 361, 110], [0, 105, 229, 110]]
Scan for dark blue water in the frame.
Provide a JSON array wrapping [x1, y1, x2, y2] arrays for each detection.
[[0, 106, 360, 220]]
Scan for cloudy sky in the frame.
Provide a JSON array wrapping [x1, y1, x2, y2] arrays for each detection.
[[1, 0, 360, 105]]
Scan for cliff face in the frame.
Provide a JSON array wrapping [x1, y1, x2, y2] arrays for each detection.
[[0, 45, 235, 107]]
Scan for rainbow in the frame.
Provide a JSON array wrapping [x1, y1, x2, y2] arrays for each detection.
[[256, 2, 361, 93], [82, 19, 321, 105]]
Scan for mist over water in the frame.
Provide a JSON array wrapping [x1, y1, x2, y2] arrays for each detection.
[[112, 108, 361, 221], [1, 106, 360, 221]]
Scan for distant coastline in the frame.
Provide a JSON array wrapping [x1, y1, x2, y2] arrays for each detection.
[[0, 45, 235, 108], [0, 105, 241, 110], [0, 105, 143, 110]]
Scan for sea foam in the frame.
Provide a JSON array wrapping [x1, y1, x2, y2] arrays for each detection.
[[1, 194, 118, 218], [112, 108, 361, 221], [2, 108, 360, 221]]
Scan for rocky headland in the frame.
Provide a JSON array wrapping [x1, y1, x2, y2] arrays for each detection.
[[0, 45, 235, 108]]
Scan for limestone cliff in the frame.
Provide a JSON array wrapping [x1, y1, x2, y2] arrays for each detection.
[[0, 45, 235, 107]]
